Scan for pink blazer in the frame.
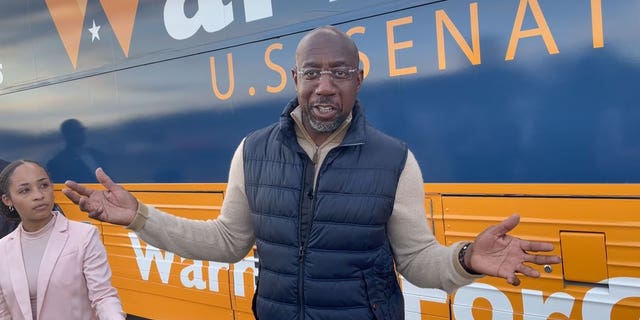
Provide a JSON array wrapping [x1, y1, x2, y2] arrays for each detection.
[[0, 212, 125, 319]]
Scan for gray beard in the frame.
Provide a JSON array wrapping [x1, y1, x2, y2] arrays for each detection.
[[309, 117, 342, 133], [305, 107, 351, 134]]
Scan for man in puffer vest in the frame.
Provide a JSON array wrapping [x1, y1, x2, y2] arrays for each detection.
[[63, 26, 561, 320]]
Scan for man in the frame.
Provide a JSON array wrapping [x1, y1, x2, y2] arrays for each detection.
[[63, 26, 560, 319]]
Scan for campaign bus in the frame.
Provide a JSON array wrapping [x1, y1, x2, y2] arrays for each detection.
[[1, 0, 639, 319]]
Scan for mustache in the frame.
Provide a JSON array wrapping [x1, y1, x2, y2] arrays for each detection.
[[311, 97, 336, 106]]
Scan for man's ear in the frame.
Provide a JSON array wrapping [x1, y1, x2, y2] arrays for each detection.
[[291, 68, 299, 88], [355, 69, 364, 92]]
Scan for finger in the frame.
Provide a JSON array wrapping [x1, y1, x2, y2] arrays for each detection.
[[516, 263, 540, 279], [77, 196, 92, 213], [95, 168, 118, 191], [492, 213, 520, 236], [78, 196, 103, 218], [506, 272, 521, 286], [64, 180, 94, 198], [521, 240, 554, 252], [88, 210, 104, 220], [61, 188, 82, 205], [525, 253, 562, 265]]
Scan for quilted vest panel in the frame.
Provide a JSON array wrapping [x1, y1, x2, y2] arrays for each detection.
[[244, 101, 408, 320]]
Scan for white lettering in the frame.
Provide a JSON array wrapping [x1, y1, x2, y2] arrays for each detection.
[[400, 277, 447, 320], [522, 289, 574, 319], [126, 230, 639, 318], [163, 0, 275, 40], [407, 277, 640, 319], [164, 0, 234, 40], [128, 233, 238, 293], [128, 232, 175, 283], [232, 258, 258, 297], [244, 0, 273, 22], [179, 258, 207, 289], [207, 262, 229, 292], [453, 283, 513, 320], [583, 277, 640, 320]]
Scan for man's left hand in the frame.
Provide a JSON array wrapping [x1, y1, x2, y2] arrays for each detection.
[[467, 214, 562, 286]]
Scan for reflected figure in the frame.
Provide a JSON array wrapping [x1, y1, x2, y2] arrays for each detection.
[[47, 119, 107, 182]]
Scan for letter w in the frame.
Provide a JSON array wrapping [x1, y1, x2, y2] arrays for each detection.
[[128, 232, 174, 283]]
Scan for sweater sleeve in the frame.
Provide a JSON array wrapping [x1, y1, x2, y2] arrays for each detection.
[[388, 150, 482, 293], [128, 139, 256, 263]]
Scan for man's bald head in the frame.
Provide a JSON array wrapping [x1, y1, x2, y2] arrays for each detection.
[[295, 26, 359, 68]]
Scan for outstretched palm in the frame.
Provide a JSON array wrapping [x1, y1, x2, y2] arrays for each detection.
[[469, 214, 560, 285]]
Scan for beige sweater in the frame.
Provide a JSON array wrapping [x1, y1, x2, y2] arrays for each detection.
[[129, 107, 480, 293]]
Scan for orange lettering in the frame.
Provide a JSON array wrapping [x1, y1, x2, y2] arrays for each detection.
[[386, 16, 417, 77], [346, 26, 370, 79], [591, 0, 604, 48], [210, 54, 235, 100], [265, 43, 286, 93], [436, 2, 481, 70], [506, 0, 559, 61]]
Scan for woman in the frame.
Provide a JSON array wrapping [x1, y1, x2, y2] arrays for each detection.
[[0, 160, 125, 319]]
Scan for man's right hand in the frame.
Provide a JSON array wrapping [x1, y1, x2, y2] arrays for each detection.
[[62, 167, 138, 226]]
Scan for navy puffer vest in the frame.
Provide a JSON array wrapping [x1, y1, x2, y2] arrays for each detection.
[[244, 99, 408, 320]]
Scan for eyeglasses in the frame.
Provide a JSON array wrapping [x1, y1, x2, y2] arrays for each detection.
[[297, 67, 359, 81]]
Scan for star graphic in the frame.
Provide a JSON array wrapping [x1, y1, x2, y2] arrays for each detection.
[[88, 19, 101, 42]]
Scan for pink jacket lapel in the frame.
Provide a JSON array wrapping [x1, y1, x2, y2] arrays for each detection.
[[36, 213, 69, 319], [6, 227, 33, 319]]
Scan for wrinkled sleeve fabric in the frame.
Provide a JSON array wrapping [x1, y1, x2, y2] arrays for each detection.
[[128, 139, 256, 263], [388, 150, 482, 293], [82, 227, 126, 319], [0, 284, 8, 319]]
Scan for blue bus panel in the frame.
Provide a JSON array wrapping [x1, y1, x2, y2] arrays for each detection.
[[1, 0, 638, 183]]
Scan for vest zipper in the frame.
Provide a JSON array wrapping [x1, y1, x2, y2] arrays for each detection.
[[298, 156, 317, 320]]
